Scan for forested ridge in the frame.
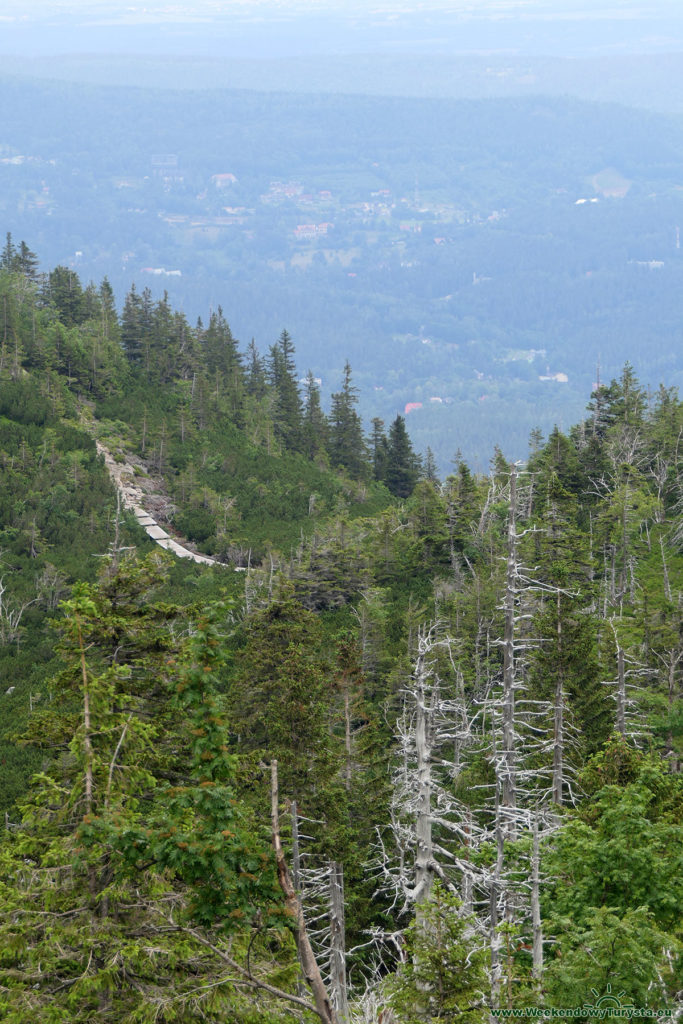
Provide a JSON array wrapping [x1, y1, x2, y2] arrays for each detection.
[[6, 75, 683, 469], [0, 239, 681, 1021]]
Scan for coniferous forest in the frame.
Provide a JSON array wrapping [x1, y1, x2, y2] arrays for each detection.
[[0, 236, 681, 1021]]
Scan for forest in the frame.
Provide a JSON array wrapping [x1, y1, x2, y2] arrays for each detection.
[[3, 76, 683, 468], [0, 239, 681, 1022]]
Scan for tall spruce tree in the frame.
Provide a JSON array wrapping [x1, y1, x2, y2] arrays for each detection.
[[328, 361, 368, 479], [15, 240, 39, 281], [120, 284, 143, 365], [245, 338, 267, 398], [384, 414, 420, 497], [1, 232, 17, 270], [370, 416, 389, 482], [44, 266, 85, 328], [200, 307, 245, 420], [230, 592, 348, 859], [302, 370, 329, 461], [267, 329, 303, 452]]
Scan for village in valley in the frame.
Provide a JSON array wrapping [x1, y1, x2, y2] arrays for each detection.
[[2, 76, 676, 469]]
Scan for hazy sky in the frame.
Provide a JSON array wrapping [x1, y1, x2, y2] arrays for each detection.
[[3, 0, 683, 60], [3, 0, 682, 19]]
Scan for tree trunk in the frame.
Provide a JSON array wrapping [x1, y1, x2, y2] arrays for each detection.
[[462, 808, 473, 916], [270, 762, 339, 1024], [77, 617, 94, 818], [291, 800, 301, 893], [502, 466, 518, 823], [343, 687, 352, 792], [414, 640, 433, 908], [328, 861, 349, 1023], [616, 644, 627, 736], [531, 812, 544, 981], [489, 773, 504, 1008], [552, 591, 564, 805], [660, 536, 672, 603]]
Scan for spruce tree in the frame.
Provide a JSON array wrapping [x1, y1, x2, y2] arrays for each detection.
[[302, 370, 329, 461], [267, 329, 303, 452], [0, 561, 304, 1022], [200, 307, 245, 420], [230, 592, 347, 858], [16, 240, 39, 281], [328, 361, 368, 479], [1, 231, 16, 270], [384, 414, 420, 497], [98, 277, 118, 342], [44, 266, 85, 327], [384, 884, 488, 1023], [120, 284, 143, 365], [245, 338, 267, 398], [370, 416, 389, 482]]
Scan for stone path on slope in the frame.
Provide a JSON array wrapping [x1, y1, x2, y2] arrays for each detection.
[[96, 441, 223, 567]]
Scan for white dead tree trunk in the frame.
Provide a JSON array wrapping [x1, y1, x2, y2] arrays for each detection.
[[492, 465, 583, 811], [483, 464, 579, 998], [290, 802, 350, 1022], [488, 758, 504, 1008], [367, 463, 574, 1005], [531, 810, 544, 981], [270, 762, 339, 1024], [501, 464, 519, 829], [329, 862, 349, 1023], [552, 589, 565, 806], [375, 625, 485, 918], [659, 535, 673, 603], [413, 634, 435, 908], [616, 643, 627, 736], [604, 620, 649, 743], [0, 576, 33, 647], [653, 645, 683, 771]]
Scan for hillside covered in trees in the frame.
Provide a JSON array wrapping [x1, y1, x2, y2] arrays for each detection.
[[0, 241, 681, 1022], [5, 75, 683, 470]]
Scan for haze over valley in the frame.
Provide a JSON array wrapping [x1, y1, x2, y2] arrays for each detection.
[[0, 5, 682, 1022]]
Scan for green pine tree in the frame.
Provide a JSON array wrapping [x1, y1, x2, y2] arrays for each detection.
[[328, 361, 368, 479], [384, 415, 420, 498], [384, 883, 488, 1023]]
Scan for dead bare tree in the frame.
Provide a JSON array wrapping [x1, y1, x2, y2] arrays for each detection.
[[0, 576, 34, 647], [365, 467, 581, 1008], [270, 761, 339, 1024], [296, 851, 350, 1024], [603, 620, 650, 743], [652, 644, 683, 771], [373, 624, 486, 918], [479, 464, 580, 1001]]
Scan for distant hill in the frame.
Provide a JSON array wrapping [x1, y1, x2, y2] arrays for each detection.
[[2, 79, 683, 468]]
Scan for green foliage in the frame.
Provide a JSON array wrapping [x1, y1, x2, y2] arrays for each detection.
[[544, 906, 679, 1013], [118, 611, 283, 934], [544, 748, 683, 1008], [0, 250, 681, 1020], [384, 884, 488, 1023], [0, 384, 153, 814], [268, 329, 304, 453], [328, 361, 369, 480], [230, 592, 347, 850], [382, 415, 421, 498], [0, 379, 58, 425], [0, 561, 301, 1022], [547, 753, 683, 930]]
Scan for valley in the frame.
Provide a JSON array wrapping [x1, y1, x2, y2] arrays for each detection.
[[3, 80, 683, 470]]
